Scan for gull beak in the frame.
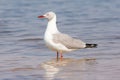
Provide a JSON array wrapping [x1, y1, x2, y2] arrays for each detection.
[[38, 15, 45, 18]]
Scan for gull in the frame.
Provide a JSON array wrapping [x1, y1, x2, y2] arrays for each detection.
[[38, 12, 97, 60]]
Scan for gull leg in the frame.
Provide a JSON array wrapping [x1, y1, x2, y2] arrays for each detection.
[[57, 51, 59, 60], [60, 51, 63, 60]]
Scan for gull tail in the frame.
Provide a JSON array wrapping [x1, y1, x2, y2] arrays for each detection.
[[85, 43, 97, 48]]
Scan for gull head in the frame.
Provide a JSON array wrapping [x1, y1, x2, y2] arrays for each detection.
[[38, 12, 56, 21]]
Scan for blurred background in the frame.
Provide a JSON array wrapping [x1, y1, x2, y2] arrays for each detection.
[[0, 0, 120, 80]]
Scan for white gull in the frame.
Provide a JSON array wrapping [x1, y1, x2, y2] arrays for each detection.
[[38, 12, 97, 60]]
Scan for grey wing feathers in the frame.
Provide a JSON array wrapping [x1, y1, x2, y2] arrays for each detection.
[[53, 33, 86, 49]]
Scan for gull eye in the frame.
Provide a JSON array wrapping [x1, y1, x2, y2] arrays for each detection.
[[46, 14, 49, 16]]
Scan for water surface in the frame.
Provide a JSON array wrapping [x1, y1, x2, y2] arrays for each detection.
[[0, 0, 120, 80]]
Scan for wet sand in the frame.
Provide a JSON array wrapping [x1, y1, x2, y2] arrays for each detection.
[[0, 55, 120, 80]]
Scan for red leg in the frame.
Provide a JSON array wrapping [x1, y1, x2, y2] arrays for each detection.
[[60, 51, 63, 60]]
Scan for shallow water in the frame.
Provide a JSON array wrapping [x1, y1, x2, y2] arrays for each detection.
[[0, 0, 120, 80]]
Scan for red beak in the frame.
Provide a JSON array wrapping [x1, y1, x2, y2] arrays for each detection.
[[38, 15, 45, 18]]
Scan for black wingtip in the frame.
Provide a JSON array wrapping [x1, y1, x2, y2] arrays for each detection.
[[85, 44, 97, 48]]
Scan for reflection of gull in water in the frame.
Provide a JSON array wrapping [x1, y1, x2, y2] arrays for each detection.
[[41, 62, 59, 80], [41, 58, 96, 80], [41, 58, 73, 80]]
